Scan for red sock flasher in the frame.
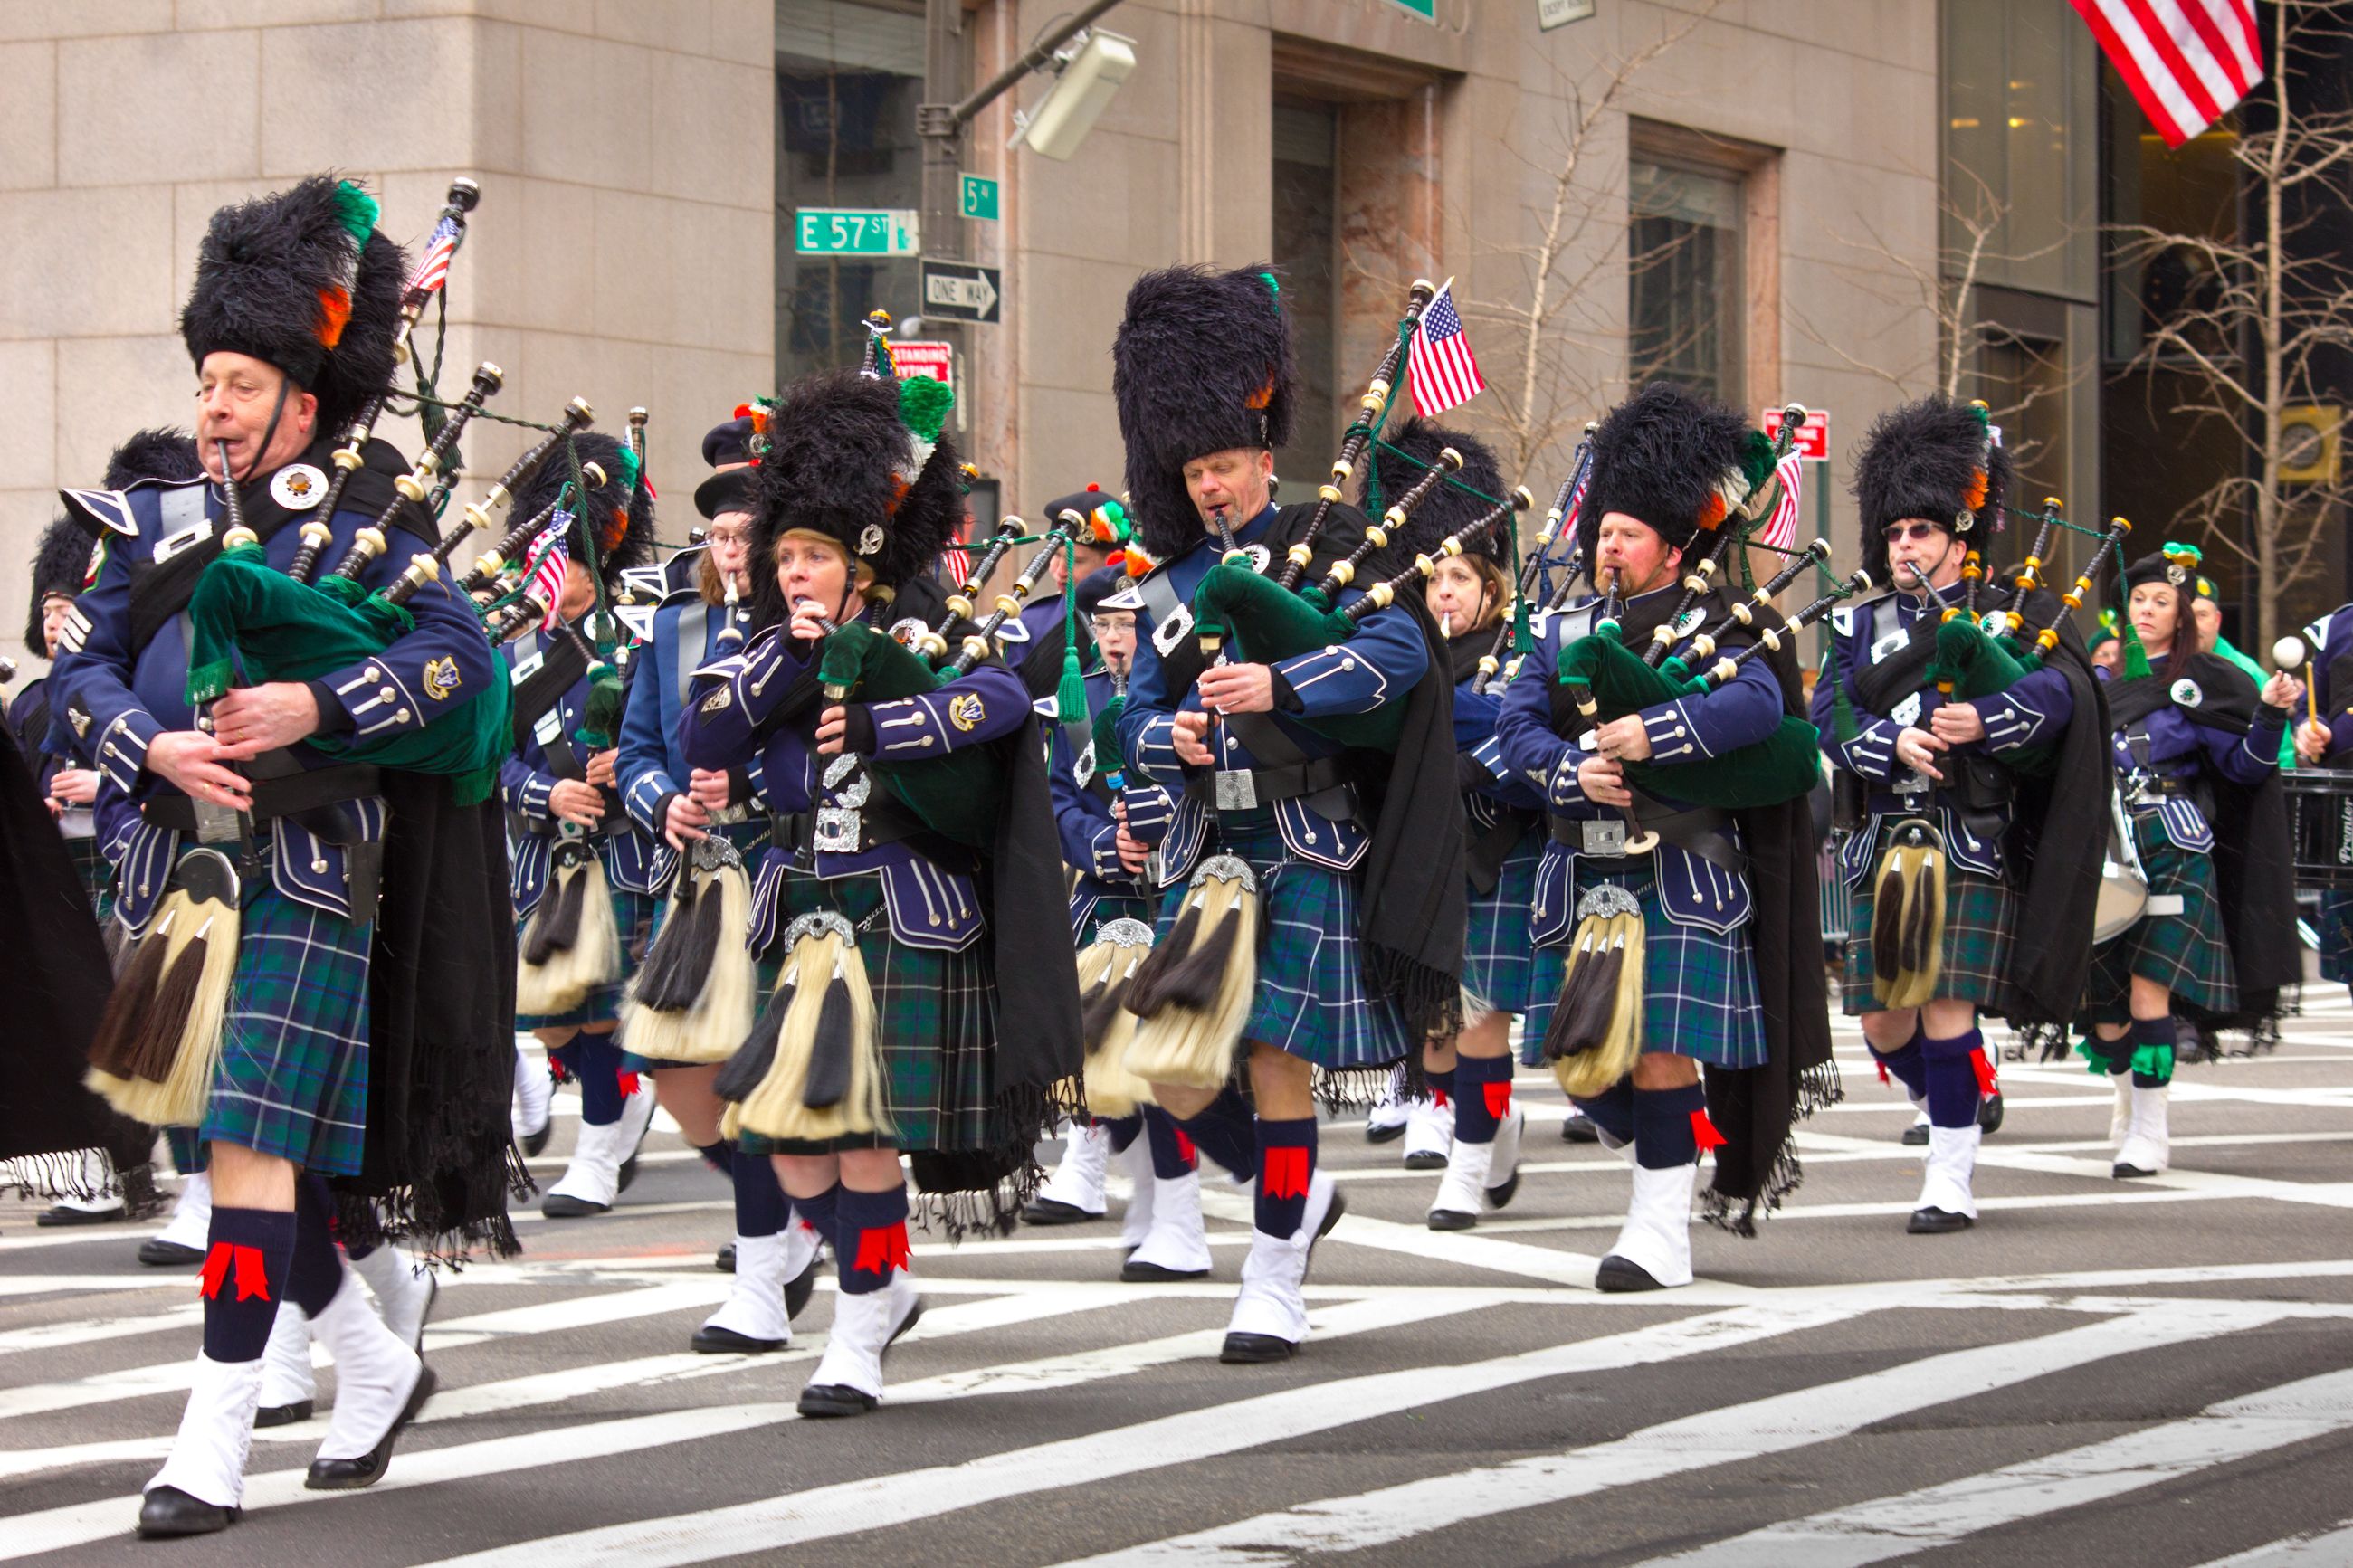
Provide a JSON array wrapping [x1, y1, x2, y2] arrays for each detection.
[[198, 1242, 273, 1303], [852, 1221, 911, 1277], [1483, 1079, 1512, 1119], [1690, 1110, 1727, 1155], [1261, 1146, 1310, 1199]]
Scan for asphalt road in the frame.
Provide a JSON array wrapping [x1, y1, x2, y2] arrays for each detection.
[[3, 993, 2350, 1566]]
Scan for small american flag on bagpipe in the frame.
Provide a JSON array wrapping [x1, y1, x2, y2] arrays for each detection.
[[519, 513, 573, 618], [408, 212, 463, 298], [1757, 448, 1805, 553]]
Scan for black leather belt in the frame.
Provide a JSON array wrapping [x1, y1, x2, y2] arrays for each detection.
[[1184, 755, 1350, 810], [1550, 799, 1743, 872], [144, 763, 380, 838], [507, 809, 626, 842]]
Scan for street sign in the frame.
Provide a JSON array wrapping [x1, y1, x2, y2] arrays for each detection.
[[959, 174, 999, 223], [1385, 0, 1436, 17], [793, 208, 919, 256], [919, 259, 1002, 324], [1538, 0, 1595, 26], [1763, 405, 1832, 461], [890, 339, 954, 394]]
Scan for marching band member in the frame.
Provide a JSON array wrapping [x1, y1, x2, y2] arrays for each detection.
[[684, 365, 1077, 1416], [1497, 382, 1832, 1291], [616, 412, 824, 1348], [51, 176, 514, 1536], [500, 435, 662, 1217], [2084, 546, 2299, 1178], [2294, 600, 2353, 999], [1110, 264, 1465, 1363], [1811, 397, 2101, 1231]]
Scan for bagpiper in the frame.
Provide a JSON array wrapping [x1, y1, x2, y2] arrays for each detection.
[[50, 176, 516, 1537]]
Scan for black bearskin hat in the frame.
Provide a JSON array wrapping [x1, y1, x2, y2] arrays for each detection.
[[1851, 395, 2011, 584], [509, 432, 657, 589], [179, 176, 409, 437], [1112, 265, 1296, 561], [1577, 382, 1763, 567], [1367, 418, 1507, 563], [748, 368, 964, 625], [104, 427, 204, 491], [25, 518, 90, 651]]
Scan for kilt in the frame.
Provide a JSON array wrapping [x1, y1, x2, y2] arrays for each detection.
[[1072, 889, 1155, 945], [2320, 890, 2353, 987], [1839, 855, 2018, 1015], [517, 881, 656, 1031], [1155, 806, 1411, 1072], [64, 835, 113, 924], [1520, 859, 1767, 1070], [2082, 815, 2236, 1022], [1463, 830, 1543, 1017], [197, 867, 375, 1177], [624, 822, 769, 1074], [737, 868, 996, 1157]]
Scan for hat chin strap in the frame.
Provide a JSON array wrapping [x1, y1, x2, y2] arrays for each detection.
[[233, 377, 295, 489]]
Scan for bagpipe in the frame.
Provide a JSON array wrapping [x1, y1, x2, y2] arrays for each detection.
[[1472, 423, 1595, 695]]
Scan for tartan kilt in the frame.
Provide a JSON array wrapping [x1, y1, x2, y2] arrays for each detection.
[[1839, 858, 2018, 1015], [516, 879, 656, 1031], [1072, 889, 1156, 946], [1519, 860, 1767, 1070], [2320, 890, 2353, 986], [624, 821, 769, 1073], [2082, 815, 2236, 1022], [737, 868, 996, 1157], [64, 836, 113, 925], [1463, 831, 1543, 1017], [1157, 807, 1411, 1072], [198, 869, 375, 1177]]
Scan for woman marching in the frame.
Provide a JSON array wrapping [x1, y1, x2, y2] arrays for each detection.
[[2082, 545, 2300, 1178], [499, 435, 663, 1217], [682, 366, 1077, 1415]]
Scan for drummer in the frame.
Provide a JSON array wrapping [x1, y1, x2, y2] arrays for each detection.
[[2293, 599, 2353, 998]]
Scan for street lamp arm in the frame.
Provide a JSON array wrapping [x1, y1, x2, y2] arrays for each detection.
[[928, 0, 1126, 135]]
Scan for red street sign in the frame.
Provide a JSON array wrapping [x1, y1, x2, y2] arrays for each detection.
[[891, 339, 954, 394], [1762, 406, 1830, 461]]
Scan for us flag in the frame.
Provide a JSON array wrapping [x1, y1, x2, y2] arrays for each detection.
[[2070, 0, 2261, 148], [1758, 449, 1805, 553], [408, 214, 463, 298], [941, 527, 974, 588], [1408, 282, 1486, 418], [520, 513, 573, 617]]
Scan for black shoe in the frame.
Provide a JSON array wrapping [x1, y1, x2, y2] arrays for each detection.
[[2112, 1161, 2160, 1180], [1907, 1206, 1974, 1234], [1426, 1206, 1476, 1231], [1401, 1151, 1447, 1172], [796, 1383, 878, 1417], [519, 1119, 552, 1158], [617, 1131, 647, 1194], [1219, 1332, 1296, 1364], [137, 1486, 239, 1538], [37, 1202, 124, 1228], [1595, 1254, 1664, 1293], [784, 1252, 822, 1320], [138, 1239, 205, 1268], [715, 1242, 736, 1273], [1019, 1197, 1102, 1226], [538, 1192, 611, 1218], [1119, 1259, 1212, 1282], [1977, 1091, 2005, 1136], [255, 1398, 314, 1428], [1485, 1170, 1521, 1211], [1900, 1122, 1929, 1146], [302, 1365, 437, 1490], [1365, 1120, 1407, 1145], [691, 1324, 786, 1354], [1559, 1117, 1600, 1144]]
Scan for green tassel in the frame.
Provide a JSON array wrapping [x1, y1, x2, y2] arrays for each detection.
[[2120, 613, 2155, 679], [331, 180, 381, 245], [899, 375, 954, 442], [1056, 536, 1087, 721]]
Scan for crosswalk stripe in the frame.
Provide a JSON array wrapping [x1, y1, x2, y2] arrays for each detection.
[[415, 1302, 1869, 1568], [1643, 1364, 2353, 1566], [1048, 1301, 2291, 1567], [2194, 1516, 2353, 1565]]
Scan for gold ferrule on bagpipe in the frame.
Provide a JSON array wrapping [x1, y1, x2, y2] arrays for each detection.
[[394, 177, 480, 365], [1700, 565, 1873, 689], [2036, 515, 2131, 651], [939, 508, 1087, 678], [284, 518, 334, 582], [330, 527, 388, 583], [1286, 542, 1315, 569], [1380, 447, 1463, 530], [460, 396, 594, 539], [912, 627, 952, 661], [1275, 277, 1440, 592], [953, 518, 1027, 602], [392, 552, 442, 599], [1313, 447, 1459, 603], [945, 594, 976, 620], [463, 460, 605, 595], [1348, 487, 1533, 630], [377, 357, 503, 523]]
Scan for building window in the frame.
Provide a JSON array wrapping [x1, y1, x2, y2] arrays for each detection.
[[1627, 158, 1743, 406], [1271, 98, 1342, 480], [775, 0, 928, 383]]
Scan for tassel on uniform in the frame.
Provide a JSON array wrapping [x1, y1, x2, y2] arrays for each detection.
[[1691, 1109, 1727, 1155], [84, 851, 241, 1129], [518, 846, 621, 1016], [1545, 887, 1645, 1098], [1120, 857, 1258, 1091], [1076, 918, 1157, 1121], [713, 977, 791, 1132], [733, 914, 887, 1143], [1870, 821, 1947, 1011], [620, 848, 755, 1065]]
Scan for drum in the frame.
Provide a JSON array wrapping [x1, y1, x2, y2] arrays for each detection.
[[2284, 768, 2353, 889], [2093, 785, 2149, 943]]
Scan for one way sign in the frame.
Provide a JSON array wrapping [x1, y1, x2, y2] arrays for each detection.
[[919, 259, 1002, 324]]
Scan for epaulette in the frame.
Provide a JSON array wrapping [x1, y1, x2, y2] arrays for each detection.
[[58, 471, 203, 541], [1831, 585, 1895, 639]]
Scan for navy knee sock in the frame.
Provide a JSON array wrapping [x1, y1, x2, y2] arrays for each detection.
[[731, 1146, 786, 1239], [1173, 1088, 1256, 1183], [1253, 1117, 1317, 1238], [1424, 1065, 1456, 1112], [200, 1207, 298, 1363], [1871, 1021, 1929, 1099], [283, 1177, 346, 1316], [835, 1185, 910, 1295], [1453, 1054, 1512, 1145], [1143, 1106, 1195, 1180], [789, 1182, 839, 1250], [1573, 1078, 1636, 1146], [568, 1034, 626, 1125], [1101, 1113, 1144, 1155], [1632, 1084, 1709, 1171], [696, 1138, 732, 1175], [1921, 1028, 1988, 1129]]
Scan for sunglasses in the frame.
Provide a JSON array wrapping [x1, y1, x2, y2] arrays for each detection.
[[1881, 522, 1943, 544]]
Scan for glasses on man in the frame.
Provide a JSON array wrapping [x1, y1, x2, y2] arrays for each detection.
[[705, 527, 748, 546], [1881, 522, 1940, 544]]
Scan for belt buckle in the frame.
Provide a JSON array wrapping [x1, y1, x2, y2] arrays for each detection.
[[708, 803, 748, 827], [1213, 769, 1258, 812], [188, 796, 243, 845], [813, 804, 861, 854], [1581, 818, 1627, 858]]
